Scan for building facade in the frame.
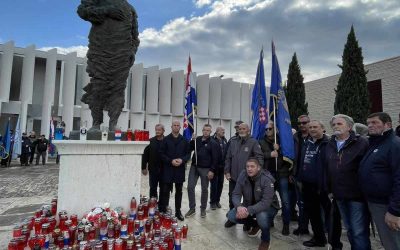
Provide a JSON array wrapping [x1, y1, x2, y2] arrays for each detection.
[[305, 56, 400, 127], [0, 41, 255, 139]]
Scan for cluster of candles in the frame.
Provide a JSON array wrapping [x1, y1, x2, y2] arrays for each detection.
[[8, 197, 189, 250]]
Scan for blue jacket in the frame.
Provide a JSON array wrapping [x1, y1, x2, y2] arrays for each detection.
[[297, 135, 328, 185], [159, 133, 191, 183], [359, 130, 400, 216]]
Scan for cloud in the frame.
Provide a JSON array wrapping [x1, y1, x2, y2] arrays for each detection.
[[39, 45, 88, 58], [40, 0, 400, 85]]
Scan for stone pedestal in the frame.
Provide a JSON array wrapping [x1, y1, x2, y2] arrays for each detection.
[[53, 140, 148, 217]]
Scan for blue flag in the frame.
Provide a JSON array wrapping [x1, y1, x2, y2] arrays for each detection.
[[251, 49, 268, 140], [183, 56, 197, 141], [269, 42, 295, 163], [1, 119, 11, 159], [12, 116, 21, 159]]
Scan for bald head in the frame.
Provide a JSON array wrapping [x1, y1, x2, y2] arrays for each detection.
[[171, 120, 181, 135], [238, 123, 250, 138]]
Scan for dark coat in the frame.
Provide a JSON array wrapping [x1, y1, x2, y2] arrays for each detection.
[[34, 138, 49, 152], [292, 132, 310, 177], [190, 136, 219, 172], [396, 125, 400, 137], [232, 169, 275, 216], [159, 133, 191, 183], [359, 129, 400, 216], [21, 137, 32, 154], [259, 136, 292, 177], [141, 136, 164, 174], [212, 134, 228, 168], [323, 132, 368, 200]]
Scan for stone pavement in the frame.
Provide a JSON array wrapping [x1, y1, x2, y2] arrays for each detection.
[[0, 161, 384, 249]]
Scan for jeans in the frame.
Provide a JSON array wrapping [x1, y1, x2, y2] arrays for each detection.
[[227, 206, 277, 242], [368, 202, 400, 250], [187, 166, 210, 210], [337, 200, 371, 250], [149, 171, 161, 200], [274, 175, 291, 225], [159, 182, 183, 213], [210, 167, 224, 205], [228, 179, 237, 210]]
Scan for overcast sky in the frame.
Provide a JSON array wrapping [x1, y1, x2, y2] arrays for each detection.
[[1, 0, 399, 85]]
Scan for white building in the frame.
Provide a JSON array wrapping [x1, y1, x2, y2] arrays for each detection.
[[0, 41, 255, 139], [305, 56, 400, 126]]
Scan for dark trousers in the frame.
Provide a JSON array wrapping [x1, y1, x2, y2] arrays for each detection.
[[29, 148, 35, 163], [228, 179, 237, 210], [159, 182, 183, 213], [210, 167, 224, 205], [36, 151, 46, 165], [149, 171, 161, 200], [296, 181, 310, 230], [20, 153, 30, 165]]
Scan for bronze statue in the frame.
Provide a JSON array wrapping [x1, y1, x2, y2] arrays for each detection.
[[77, 0, 140, 131]]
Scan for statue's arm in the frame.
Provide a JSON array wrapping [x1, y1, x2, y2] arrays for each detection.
[[77, 3, 109, 24]]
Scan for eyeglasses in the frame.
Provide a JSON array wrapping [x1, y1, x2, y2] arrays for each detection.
[[297, 122, 309, 125]]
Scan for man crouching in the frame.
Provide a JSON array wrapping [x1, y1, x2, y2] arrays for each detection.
[[226, 158, 276, 250]]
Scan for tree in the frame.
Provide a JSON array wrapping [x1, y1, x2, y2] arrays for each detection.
[[334, 25, 369, 123], [286, 52, 308, 129]]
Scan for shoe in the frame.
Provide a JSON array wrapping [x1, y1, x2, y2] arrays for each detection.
[[282, 224, 289, 236], [175, 211, 184, 221], [303, 238, 327, 247], [292, 228, 309, 235], [200, 209, 206, 218], [243, 224, 251, 231], [184, 209, 196, 218], [258, 241, 270, 250], [210, 203, 217, 210], [224, 220, 236, 228], [247, 226, 261, 238], [216, 202, 221, 208]]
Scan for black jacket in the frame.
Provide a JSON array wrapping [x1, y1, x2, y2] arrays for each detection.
[[232, 169, 275, 215], [141, 136, 164, 174], [292, 132, 310, 177], [396, 125, 400, 137], [159, 133, 191, 183], [190, 136, 219, 172], [21, 137, 32, 154], [34, 138, 49, 152], [359, 129, 400, 216], [323, 132, 368, 200], [259, 136, 291, 177], [212, 134, 228, 168]]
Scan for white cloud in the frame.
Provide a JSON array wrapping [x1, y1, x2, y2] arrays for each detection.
[[194, 0, 213, 8], [39, 45, 88, 58]]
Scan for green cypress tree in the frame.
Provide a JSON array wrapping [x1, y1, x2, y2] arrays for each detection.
[[334, 25, 370, 123], [286, 52, 308, 129]]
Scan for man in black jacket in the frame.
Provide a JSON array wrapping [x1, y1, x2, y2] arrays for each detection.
[[28, 131, 36, 165], [20, 132, 32, 166], [324, 114, 371, 250], [142, 124, 165, 200], [185, 124, 219, 218], [159, 120, 191, 221], [210, 126, 228, 210], [226, 158, 276, 250], [359, 112, 400, 250], [34, 135, 48, 165]]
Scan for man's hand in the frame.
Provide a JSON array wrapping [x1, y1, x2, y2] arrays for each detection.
[[176, 158, 183, 165], [142, 169, 148, 176], [288, 175, 295, 183], [236, 206, 249, 219], [271, 150, 278, 158], [273, 143, 280, 151], [207, 171, 214, 180], [385, 212, 400, 231], [225, 172, 231, 181], [171, 159, 179, 167]]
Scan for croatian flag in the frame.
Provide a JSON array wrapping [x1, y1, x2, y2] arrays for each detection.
[[183, 56, 197, 141], [48, 118, 56, 156]]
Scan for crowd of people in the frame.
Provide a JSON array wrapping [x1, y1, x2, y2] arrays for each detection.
[[142, 112, 400, 250]]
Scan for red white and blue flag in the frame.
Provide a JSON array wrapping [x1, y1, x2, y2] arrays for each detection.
[[183, 56, 197, 141], [48, 118, 56, 156]]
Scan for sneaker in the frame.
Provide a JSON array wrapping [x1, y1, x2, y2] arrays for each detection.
[[247, 226, 261, 238], [224, 220, 236, 228], [175, 211, 184, 221], [216, 202, 222, 208], [258, 241, 270, 250], [210, 203, 217, 210], [184, 209, 196, 218], [200, 209, 206, 218], [243, 224, 251, 231], [282, 224, 289, 236], [293, 228, 309, 235]]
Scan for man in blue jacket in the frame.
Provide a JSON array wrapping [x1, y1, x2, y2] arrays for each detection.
[[359, 112, 400, 250], [159, 120, 191, 221]]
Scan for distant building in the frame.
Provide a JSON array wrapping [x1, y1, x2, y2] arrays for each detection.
[[305, 56, 400, 126], [0, 41, 256, 139]]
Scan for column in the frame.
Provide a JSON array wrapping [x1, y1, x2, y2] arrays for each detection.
[[0, 41, 15, 103], [208, 76, 222, 132], [221, 78, 233, 137], [230, 81, 241, 137], [159, 68, 172, 134], [195, 74, 209, 135], [41, 49, 57, 136], [240, 83, 251, 126], [19, 45, 36, 133], [62, 52, 77, 135], [172, 70, 184, 133], [145, 66, 160, 137], [130, 64, 145, 130]]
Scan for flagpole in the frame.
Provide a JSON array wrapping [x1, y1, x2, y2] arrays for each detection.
[[273, 97, 278, 172], [192, 103, 198, 165]]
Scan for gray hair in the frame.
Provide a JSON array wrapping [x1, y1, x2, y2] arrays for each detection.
[[310, 120, 325, 130], [216, 126, 225, 132], [155, 124, 165, 130], [331, 114, 354, 128], [353, 123, 368, 136]]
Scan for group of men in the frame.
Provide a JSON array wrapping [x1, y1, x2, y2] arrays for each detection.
[[142, 112, 400, 250]]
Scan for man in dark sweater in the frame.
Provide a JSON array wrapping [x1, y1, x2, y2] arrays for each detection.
[[324, 114, 371, 250], [359, 112, 400, 250], [142, 124, 165, 200], [185, 124, 219, 218]]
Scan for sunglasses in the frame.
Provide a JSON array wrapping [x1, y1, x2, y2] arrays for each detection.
[[297, 122, 309, 125]]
